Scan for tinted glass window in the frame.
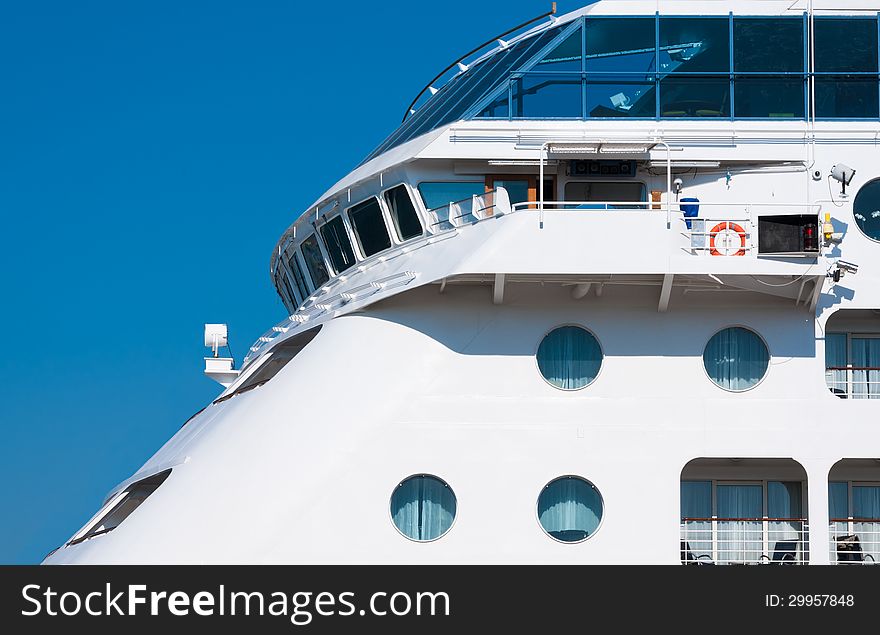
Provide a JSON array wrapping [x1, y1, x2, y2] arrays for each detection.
[[512, 74, 582, 118], [853, 178, 880, 241], [734, 18, 804, 73], [349, 198, 391, 257], [216, 326, 323, 403], [534, 26, 582, 71], [735, 77, 805, 118], [418, 182, 484, 210], [319, 216, 356, 273], [300, 234, 329, 288], [660, 18, 730, 74], [564, 181, 646, 208], [383, 185, 423, 241], [815, 18, 878, 72], [586, 17, 656, 73], [288, 252, 310, 299], [587, 76, 656, 118], [661, 76, 730, 117], [815, 76, 879, 119]]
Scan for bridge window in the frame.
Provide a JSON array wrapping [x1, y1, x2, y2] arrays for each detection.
[[300, 234, 330, 288], [349, 198, 391, 258], [814, 18, 879, 119], [384, 185, 423, 241], [288, 252, 311, 300], [319, 216, 356, 274], [418, 182, 484, 210]]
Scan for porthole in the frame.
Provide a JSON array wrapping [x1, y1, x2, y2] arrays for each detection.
[[853, 178, 880, 242], [390, 474, 456, 542], [537, 476, 603, 543], [703, 326, 769, 392], [536, 326, 603, 390]]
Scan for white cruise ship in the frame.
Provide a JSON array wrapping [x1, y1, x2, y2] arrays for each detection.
[[46, 0, 880, 565]]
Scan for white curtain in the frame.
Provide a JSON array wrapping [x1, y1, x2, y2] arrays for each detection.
[[851, 338, 880, 399], [717, 484, 762, 564], [825, 333, 848, 397]]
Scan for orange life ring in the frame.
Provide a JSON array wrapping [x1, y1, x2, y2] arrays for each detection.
[[709, 222, 747, 256]]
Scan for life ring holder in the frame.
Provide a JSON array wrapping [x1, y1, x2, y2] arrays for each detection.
[[709, 222, 747, 256]]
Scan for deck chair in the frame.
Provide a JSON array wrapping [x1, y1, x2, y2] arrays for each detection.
[[681, 541, 714, 565], [836, 534, 875, 563], [770, 540, 798, 564]]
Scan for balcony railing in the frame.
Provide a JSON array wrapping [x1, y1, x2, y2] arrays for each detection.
[[825, 367, 880, 399], [829, 521, 880, 565], [681, 518, 809, 565]]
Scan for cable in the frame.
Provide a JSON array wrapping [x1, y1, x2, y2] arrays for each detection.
[[827, 175, 845, 208]]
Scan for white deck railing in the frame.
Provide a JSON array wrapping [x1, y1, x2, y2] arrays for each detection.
[[829, 521, 880, 564], [825, 367, 880, 399], [681, 518, 809, 565]]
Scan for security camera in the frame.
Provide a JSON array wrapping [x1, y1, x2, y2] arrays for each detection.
[[812, 169, 823, 181], [837, 260, 859, 275], [673, 178, 683, 194]]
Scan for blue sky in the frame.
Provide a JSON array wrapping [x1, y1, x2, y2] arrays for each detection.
[[0, 0, 592, 563]]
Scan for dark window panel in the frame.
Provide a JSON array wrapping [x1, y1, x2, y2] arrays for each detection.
[[349, 198, 392, 257], [735, 76, 805, 118], [660, 17, 731, 75], [815, 18, 879, 73], [300, 234, 329, 288], [319, 216, 356, 274], [815, 75, 880, 118], [383, 185, 423, 241], [734, 18, 804, 73], [585, 17, 656, 73], [586, 76, 656, 118], [660, 76, 731, 117], [512, 74, 583, 118]]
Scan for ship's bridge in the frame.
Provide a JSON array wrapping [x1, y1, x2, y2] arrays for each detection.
[[366, 0, 880, 163], [258, 1, 880, 366]]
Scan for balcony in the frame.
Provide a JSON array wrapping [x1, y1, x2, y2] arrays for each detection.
[[681, 518, 809, 565]]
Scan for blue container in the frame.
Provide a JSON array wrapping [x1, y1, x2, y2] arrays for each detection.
[[680, 197, 700, 229]]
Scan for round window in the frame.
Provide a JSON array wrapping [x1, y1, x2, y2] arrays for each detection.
[[537, 476, 603, 543], [537, 326, 603, 390], [853, 178, 880, 242], [390, 475, 456, 541], [703, 327, 769, 391]]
